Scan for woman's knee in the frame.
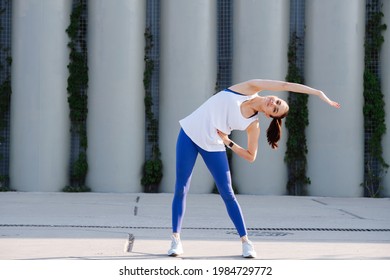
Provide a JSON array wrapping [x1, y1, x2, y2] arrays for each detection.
[[174, 182, 190, 198], [218, 188, 236, 203]]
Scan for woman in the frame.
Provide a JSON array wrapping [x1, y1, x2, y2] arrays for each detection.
[[168, 79, 340, 258]]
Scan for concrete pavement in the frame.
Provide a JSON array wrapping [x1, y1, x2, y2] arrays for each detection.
[[0, 192, 389, 260]]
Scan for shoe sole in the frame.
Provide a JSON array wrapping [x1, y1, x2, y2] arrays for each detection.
[[243, 255, 256, 258], [168, 250, 183, 257], [243, 252, 257, 258], [168, 253, 179, 257]]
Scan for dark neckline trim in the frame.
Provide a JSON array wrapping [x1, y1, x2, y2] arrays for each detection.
[[248, 111, 258, 118], [224, 88, 245, 96], [225, 88, 258, 119]]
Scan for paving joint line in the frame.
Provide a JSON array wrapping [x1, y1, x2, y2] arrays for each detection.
[[1, 224, 389, 232]]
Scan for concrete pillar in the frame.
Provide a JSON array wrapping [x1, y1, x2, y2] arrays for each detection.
[[383, 0, 390, 197], [305, 0, 365, 196], [159, 0, 217, 193], [10, 0, 72, 192], [232, 0, 290, 195], [87, 0, 145, 192]]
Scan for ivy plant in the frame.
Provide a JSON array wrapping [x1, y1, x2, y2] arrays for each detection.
[[362, 2, 388, 197], [284, 33, 310, 195], [141, 27, 163, 192], [0, 6, 12, 191], [63, 0, 90, 192]]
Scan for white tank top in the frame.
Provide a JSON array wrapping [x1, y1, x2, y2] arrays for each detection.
[[179, 89, 258, 152]]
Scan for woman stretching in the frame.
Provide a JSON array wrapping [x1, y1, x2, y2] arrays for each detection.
[[168, 79, 340, 258]]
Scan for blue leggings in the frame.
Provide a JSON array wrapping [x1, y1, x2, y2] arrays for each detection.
[[172, 129, 247, 237]]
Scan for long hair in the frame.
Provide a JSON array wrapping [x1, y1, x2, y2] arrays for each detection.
[[266, 112, 288, 149]]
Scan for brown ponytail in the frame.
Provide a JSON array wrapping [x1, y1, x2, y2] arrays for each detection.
[[266, 113, 287, 149]]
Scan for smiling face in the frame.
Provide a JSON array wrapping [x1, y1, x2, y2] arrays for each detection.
[[264, 96, 289, 118]]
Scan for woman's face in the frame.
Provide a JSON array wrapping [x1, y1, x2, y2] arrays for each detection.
[[264, 96, 289, 118]]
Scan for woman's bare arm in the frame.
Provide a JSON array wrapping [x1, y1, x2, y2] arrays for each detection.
[[217, 121, 260, 163], [230, 79, 341, 108]]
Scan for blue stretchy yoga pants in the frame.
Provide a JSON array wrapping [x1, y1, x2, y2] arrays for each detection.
[[172, 129, 247, 237]]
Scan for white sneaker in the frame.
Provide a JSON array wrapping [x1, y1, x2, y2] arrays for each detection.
[[242, 240, 257, 258], [168, 235, 183, 257]]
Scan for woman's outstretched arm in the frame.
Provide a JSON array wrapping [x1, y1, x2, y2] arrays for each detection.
[[230, 79, 341, 108]]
